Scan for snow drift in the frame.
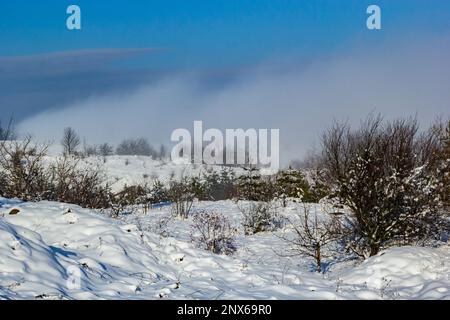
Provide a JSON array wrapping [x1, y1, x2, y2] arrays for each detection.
[[0, 198, 449, 300]]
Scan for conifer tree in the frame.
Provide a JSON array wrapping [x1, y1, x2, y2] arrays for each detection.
[[275, 168, 311, 207], [236, 167, 273, 201]]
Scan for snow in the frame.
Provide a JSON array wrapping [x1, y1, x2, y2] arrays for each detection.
[[339, 246, 450, 299], [0, 197, 449, 300], [42, 155, 248, 193]]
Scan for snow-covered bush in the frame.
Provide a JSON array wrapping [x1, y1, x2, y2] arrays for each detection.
[[114, 184, 149, 206], [275, 168, 313, 206], [147, 180, 170, 204], [236, 167, 275, 202], [279, 204, 340, 273], [0, 137, 50, 201], [188, 175, 208, 200], [0, 140, 111, 209], [169, 179, 195, 219], [150, 214, 172, 237], [320, 115, 448, 258], [108, 184, 150, 216], [238, 201, 278, 235], [179, 168, 237, 201], [202, 168, 237, 201], [431, 119, 450, 212], [48, 155, 111, 209], [191, 210, 237, 255]]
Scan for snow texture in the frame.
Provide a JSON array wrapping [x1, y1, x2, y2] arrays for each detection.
[[0, 198, 449, 300]]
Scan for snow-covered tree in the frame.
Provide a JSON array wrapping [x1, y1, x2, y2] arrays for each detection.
[[438, 120, 450, 210], [148, 179, 169, 204], [275, 168, 312, 206], [202, 167, 236, 200], [236, 167, 273, 202], [238, 201, 277, 235], [321, 116, 448, 258]]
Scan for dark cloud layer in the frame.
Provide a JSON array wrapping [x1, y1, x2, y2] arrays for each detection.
[[0, 48, 163, 120]]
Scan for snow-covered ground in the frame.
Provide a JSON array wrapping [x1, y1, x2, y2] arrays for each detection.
[[1, 198, 449, 300], [42, 154, 249, 193]]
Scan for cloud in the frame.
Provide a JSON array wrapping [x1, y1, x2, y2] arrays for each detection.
[[17, 36, 450, 165], [0, 48, 162, 74], [0, 48, 164, 120]]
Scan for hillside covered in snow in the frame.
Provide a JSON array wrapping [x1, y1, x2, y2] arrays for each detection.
[[1, 197, 449, 300]]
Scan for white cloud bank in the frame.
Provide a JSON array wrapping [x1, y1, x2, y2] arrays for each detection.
[[18, 37, 450, 165]]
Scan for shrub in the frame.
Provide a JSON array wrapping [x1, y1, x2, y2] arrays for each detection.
[[236, 167, 274, 202], [169, 178, 195, 219], [290, 153, 332, 203], [430, 119, 450, 211], [0, 137, 50, 201], [115, 184, 149, 205], [148, 180, 170, 204], [108, 184, 155, 216], [320, 115, 448, 258], [307, 168, 332, 203], [48, 156, 110, 209], [275, 168, 313, 206], [188, 176, 208, 200], [238, 201, 278, 235], [150, 215, 172, 237], [176, 169, 237, 202], [203, 168, 237, 201], [191, 210, 237, 255], [279, 204, 340, 273]]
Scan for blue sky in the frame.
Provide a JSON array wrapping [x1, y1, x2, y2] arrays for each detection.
[[1, 0, 450, 68]]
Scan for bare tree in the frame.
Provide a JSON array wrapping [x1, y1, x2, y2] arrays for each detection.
[[61, 127, 80, 155], [0, 118, 17, 141], [279, 204, 340, 273], [116, 138, 155, 157], [99, 143, 114, 157]]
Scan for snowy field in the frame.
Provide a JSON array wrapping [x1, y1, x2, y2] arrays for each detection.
[[42, 154, 250, 193], [1, 197, 449, 300]]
